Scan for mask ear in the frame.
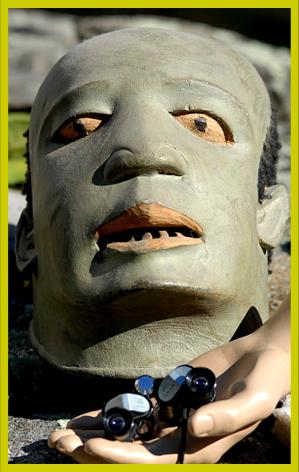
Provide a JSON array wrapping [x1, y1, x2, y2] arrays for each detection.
[[15, 207, 37, 273], [257, 185, 289, 250]]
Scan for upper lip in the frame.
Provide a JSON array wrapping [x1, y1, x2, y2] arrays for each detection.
[[95, 203, 204, 251]]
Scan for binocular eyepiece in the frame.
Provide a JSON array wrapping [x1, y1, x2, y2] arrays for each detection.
[[158, 364, 216, 409], [102, 393, 153, 442], [102, 365, 216, 442]]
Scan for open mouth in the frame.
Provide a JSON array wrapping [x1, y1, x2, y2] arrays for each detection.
[[94, 203, 204, 254]]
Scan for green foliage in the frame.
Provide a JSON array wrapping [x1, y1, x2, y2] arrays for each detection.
[[8, 112, 30, 186]]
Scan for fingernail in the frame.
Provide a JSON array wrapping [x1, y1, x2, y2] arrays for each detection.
[[189, 414, 214, 437]]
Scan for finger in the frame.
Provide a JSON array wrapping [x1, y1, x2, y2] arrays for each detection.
[[65, 447, 111, 464], [189, 335, 258, 378], [48, 429, 78, 448], [48, 428, 106, 449], [83, 436, 178, 464], [185, 421, 259, 463], [189, 348, 286, 437], [55, 433, 84, 455], [215, 348, 286, 402], [83, 421, 259, 464], [189, 343, 239, 377], [189, 388, 271, 438], [54, 434, 108, 463], [75, 429, 106, 441], [67, 410, 103, 429]]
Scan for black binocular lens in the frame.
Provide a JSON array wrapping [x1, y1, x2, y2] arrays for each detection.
[[103, 408, 133, 437], [190, 375, 209, 391], [109, 414, 126, 431], [186, 367, 216, 404], [102, 392, 153, 441]]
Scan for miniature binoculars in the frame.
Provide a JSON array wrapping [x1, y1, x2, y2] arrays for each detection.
[[102, 365, 216, 442], [102, 392, 153, 442]]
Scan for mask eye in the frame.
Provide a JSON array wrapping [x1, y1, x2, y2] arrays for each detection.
[[173, 112, 233, 145], [52, 114, 108, 143]]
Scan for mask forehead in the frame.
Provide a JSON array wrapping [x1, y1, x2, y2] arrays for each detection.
[[30, 28, 270, 150]]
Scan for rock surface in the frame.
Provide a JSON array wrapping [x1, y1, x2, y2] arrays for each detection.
[[9, 9, 78, 109], [9, 417, 75, 464]]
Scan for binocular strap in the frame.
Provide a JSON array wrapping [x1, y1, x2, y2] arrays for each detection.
[[176, 407, 189, 464]]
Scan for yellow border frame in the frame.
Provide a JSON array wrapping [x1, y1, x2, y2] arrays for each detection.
[[1, 2, 298, 471]]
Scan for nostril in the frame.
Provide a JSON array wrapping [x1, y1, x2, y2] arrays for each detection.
[[103, 149, 134, 183]]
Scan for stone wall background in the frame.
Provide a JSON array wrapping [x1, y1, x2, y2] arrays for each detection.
[[8, 9, 291, 464]]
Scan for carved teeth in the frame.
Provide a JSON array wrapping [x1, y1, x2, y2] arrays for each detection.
[[159, 230, 169, 238], [96, 204, 203, 237], [143, 232, 153, 240], [97, 225, 203, 252]]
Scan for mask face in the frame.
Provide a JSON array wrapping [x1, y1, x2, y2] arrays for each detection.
[[16, 28, 285, 377]]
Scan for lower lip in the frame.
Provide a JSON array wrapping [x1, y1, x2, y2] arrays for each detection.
[[103, 237, 203, 254]]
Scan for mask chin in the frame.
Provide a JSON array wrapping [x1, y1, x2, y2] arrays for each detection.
[[257, 184, 289, 251], [15, 207, 38, 274]]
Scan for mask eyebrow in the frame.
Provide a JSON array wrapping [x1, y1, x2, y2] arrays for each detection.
[[163, 78, 247, 112], [162, 78, 253, 138], [36, 81, 113, 144]]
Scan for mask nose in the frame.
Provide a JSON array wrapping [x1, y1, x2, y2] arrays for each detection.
[[104, 147, 187, 184], [102, 105, 188, 184]]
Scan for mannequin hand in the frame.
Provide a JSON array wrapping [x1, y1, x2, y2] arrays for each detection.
[[48, 410, 258, 463], [48, 295, 290, 464], [188, 293, 290, 438]]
